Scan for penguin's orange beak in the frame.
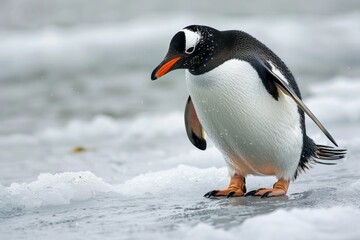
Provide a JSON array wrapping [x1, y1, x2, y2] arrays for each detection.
[[151, 57, 182, 80]]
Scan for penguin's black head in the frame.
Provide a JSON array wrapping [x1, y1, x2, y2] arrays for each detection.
[[151, 25, 220, 80]]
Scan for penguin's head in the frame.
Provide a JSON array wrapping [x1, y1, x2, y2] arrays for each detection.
[[151, 25, 220, 80]]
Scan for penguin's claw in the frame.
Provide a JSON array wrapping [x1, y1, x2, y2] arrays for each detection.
[[244, 190, 257, 197], [203, 189, 245, 198], [226, 191, 236, 198], [257, 188, 287, 197], [245, 188, 286, 198], [204, 174, 246, 198], [204, 190, 219, 198], [261, 191, 272, 198], [246, 179, 289, 198]]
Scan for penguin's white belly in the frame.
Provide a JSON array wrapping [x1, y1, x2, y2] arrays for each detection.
[[186, 59, 303, 180]]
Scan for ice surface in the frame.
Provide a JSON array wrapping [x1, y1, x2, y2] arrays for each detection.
[[1, 76, 359, 238], [177, 207, 360, 240], [307, 78, 360, 123]]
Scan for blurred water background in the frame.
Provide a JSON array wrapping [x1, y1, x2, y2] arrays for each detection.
[[1, 1, 360, 239]]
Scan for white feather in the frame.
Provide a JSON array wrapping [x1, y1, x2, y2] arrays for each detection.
[[182, 29, 201, 53], [268, 61, 289, 84], [185, 59, 303, 180]]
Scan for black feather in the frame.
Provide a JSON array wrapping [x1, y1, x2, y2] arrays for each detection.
[[294, 136, 347, 179]]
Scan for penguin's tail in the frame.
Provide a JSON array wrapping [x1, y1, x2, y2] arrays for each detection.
[[294, 138, 347, 179], [314, 144, 347, 165]]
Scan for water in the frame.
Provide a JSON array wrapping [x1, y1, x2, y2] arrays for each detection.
[[1, 1, 360, 239]]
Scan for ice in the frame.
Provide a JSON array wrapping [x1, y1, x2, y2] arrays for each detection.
[[239, 207, 360, 240], [39, 115, 122, 141], [178, 207, 360, 240], [0, 112, 184, 146], [0, 171, 116, 209], [0, 165, 227, 209], [1, 13, 360, 81], [306, 78, 360, 123], [343, 179, 360, 198], [1, 156, 360, 239], [118, 165, 228, 197], [38, 112, 183, 142]]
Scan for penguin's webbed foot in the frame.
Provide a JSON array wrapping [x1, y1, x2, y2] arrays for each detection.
[[204, 174, 246, 198], [245, 178, 289, 198]]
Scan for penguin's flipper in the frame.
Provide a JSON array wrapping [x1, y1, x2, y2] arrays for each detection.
[[257, 58, 338, 147], [184, 96, 207, 150]]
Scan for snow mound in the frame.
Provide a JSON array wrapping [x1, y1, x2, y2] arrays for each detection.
[[180, 207, 360, 240], [0, 165, 228, 209], [118, 165, 228, 197], [239, 207, 360, 240], [0, 171, 116, 209]]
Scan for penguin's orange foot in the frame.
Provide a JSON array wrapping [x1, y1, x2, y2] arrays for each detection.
[[245, 179, 289, 198], [204, 174, 246, 198]]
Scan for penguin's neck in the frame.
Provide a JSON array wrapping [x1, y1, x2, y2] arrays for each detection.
[[188, 31, 234, 76]]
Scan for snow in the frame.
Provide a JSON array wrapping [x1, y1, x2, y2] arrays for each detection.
[[0, 172, 116, 209], [118, 165, 228, 196], [179, 207, 360, 240], [38, 112, 184, 142], [307, 78, 360, 123]]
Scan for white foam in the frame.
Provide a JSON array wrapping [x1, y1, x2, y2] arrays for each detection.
[[0, 171, 116, 209]]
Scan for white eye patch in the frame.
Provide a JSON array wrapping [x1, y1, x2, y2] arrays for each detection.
[[182, 29, 201, 54]]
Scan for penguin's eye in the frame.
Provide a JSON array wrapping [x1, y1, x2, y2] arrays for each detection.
[[185, 46, 195, 54]]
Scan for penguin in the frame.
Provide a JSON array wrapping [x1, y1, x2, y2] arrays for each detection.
[[151, 25, 346, 198]]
